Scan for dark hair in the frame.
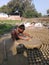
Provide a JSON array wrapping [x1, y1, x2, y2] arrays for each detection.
[[18, 24, 25, 30]]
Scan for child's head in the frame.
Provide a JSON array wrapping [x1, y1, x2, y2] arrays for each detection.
[[18, 24, 25, 33]]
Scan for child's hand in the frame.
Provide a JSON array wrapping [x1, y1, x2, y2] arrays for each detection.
[[29, 36, 33, 38], [24, 37, 31, 41]]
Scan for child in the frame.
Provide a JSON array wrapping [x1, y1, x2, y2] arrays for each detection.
[[11, 24, 31, 41]]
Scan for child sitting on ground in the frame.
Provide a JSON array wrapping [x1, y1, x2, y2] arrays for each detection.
[[11, 24, 32, 41]]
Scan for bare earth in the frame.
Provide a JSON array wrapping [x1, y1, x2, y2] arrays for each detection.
[[0, 27, 49, 65]]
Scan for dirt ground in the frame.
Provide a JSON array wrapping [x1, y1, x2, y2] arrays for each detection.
[[0, 27, 49, 65]]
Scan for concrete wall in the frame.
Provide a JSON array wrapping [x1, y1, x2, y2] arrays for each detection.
[[22, 17, 49, 22], [0, 15, 21, 20], [0, 16, 49, 22]]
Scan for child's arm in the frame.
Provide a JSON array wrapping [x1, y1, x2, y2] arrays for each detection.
[[18, 35, 30, 41], [23, 32, 33, 38], [11, 30, 16, 41]]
